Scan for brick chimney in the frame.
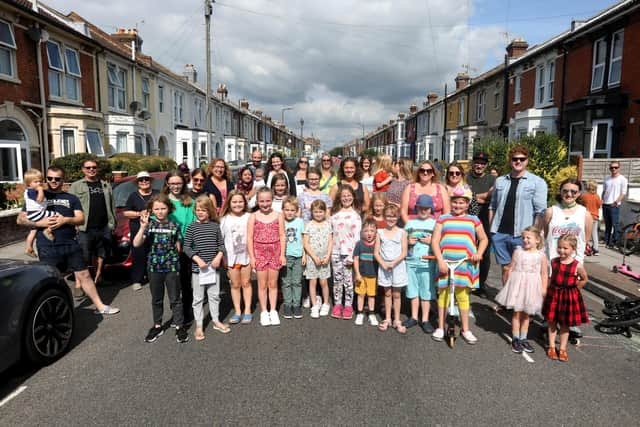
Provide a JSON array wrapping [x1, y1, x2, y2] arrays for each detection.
[[239, 99, 249, 110], [506, 38, 529, 59], [254, 110, 263, 118], [455, 73, 471, 90], [389, 119, 395, 126], [427, 92, 438, 105], [111, 28, 143, 52], [183, 64, 197, 84], [409, 104, 417, 114], [398, 112, 405, 120], [216, 84, 228, 101]]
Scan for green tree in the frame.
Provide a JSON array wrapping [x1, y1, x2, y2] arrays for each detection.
[[329, 147, 343, 157], [361, 148, 378, 159]]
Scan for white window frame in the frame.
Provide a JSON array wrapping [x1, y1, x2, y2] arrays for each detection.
[[458, 97, 465, 127], [134, 134, 143, 154], [476, 90, 486, 121], [493, 82, 500, 110], [107, 62, 127, 112], [116, 132, 128, 153], [536, 64, 546, 106], [514, 74, 521, 104], [46, 41, 81, 102], [0, 19, 17, 80], [141, 78, 150, 110], [174, 90, 184, 124], [85, 129, 104, 156], [608, 29, 624, 87], [0, 142, 24, 183], [590, 119, 613, 158], [158, 85, 164, 113], [60, 127, 76, 156], [568, 121, 586, 158], [591, 37, 607, 91], [194, 98, 203, 128], [547, 60, 555, 101]]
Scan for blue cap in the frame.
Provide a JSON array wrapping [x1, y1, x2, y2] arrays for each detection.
[[415, 194, 434, 213]]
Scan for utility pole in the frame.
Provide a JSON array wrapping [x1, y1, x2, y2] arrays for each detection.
[[205, 0, 213, 161]]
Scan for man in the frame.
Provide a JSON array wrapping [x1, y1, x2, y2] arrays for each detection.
[[17, 166, 119, 315], [467, 152, 495, 296], [69, 159, 116, 285], [602, 160, 628, 248], [249, 150, 263, 173], [489, 145, 547, 285]]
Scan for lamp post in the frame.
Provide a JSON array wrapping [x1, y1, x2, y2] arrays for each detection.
[[281, 106, 293, 126], [299, 118, 305, 157]]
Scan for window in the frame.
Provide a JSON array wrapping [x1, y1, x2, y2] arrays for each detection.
[[569, 122, 586, 157], [116, 132, 128, 153], [591, 37, 607, 91], [536, 64, 546, 105], [476, 90, 486, 121], [194, 98, 203, 128], [493, 82, 500, 109], [158, 85, 164, 112], [0, 19, 17, 79], [514, 75, 521, 104], [547, 60, 555, 101], [142, 78, 150, 110], [46, 41, 81, 101], [608, 30, 624, 86], [518, 129, 528, 139], [0, 120, 27, 183], [174, 91, 184, 123], [134, 135, 143, 154], [107, 63, 127, 111], [458, 97, 465, 126], [591, 120, 612, 158], [85, 130, 104, 156], [46, 41, 63, 98], [61, 128, 75, 156]]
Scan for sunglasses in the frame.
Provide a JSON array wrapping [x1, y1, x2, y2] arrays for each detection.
[[192, 178, 204, 183], [610, 166, 619, 170], [137, 177, 151, 182], [322, 159, 331, 162], [448, 171, 462, 176], [511, 157, 527, 163], [299, 160, 308, 164], [561, 189, 579, 195], [83, 166, 98, 170], [46, 176, 62, 182], [419, 168, 433, 174]]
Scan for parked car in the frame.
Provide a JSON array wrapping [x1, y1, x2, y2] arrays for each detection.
[[107, 172, 168, 268], [0, 260, 74, 372]]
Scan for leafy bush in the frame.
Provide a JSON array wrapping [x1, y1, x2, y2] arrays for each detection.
[[50, 154, 112, 182], [472, 133, 513, 175], [548, 165, 579, 202], [108, 153, 177, 177]]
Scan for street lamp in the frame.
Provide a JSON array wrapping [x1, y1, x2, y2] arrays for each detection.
[[281, 106, 293, 126]]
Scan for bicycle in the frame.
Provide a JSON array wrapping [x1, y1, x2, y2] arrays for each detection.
[[617, 208, 640, 256], [595, 297, 640, 338]]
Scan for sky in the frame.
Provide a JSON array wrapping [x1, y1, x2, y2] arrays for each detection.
[[48, 0, 620, 151]]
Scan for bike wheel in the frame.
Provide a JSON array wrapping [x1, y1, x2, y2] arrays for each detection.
[[599, 313, 640, 328], [621, 226, 640, 255], [595, 323, 625, 335]]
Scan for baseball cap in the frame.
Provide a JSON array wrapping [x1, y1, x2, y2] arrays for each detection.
[[415, 194, 434, 212], [473, 152, 489, 163], [178, 163, 190, 173], [136, 171, 151, 179]]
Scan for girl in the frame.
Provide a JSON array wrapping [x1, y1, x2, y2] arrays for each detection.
[[183, 196, 229, 340], [373, 155, 393, 193], [374, 204, 408, 333], [330, 186, 362, 320], [542, 235, 589, 362], [220, 190, 253, 324], [368, 193, 388, 229], [360, 155, 374, 194], [247, 187, 286, 326], [236, 166, 257, 202], [495, 226, 548, 354], [431, 186, 488, 344], [189, 168, 207, 199], [282, 196, 306, 319], [271, 172, 289, 213], [386, 158, 413, 208], [329, 157, 370, 213], [133, 194, 188, 344], [294, 157, 309, 195], [303, 200, 333, 318], [299, 167, 332, 223], [579, 180, 603, 255]]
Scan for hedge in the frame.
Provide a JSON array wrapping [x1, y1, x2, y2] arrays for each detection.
[[50, 153, 177, 182]]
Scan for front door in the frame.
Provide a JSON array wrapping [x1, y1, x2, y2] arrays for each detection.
[[590, 119, 612, 158]]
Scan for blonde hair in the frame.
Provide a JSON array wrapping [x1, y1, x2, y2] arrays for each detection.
[[383, 203, 399, 217], [194, 195, 218, 222], [220, 190, 248, 217], [585, 180, 597, 193], [521, 225, 544, 250], [395, 158, 413, 179], [369, 192, 388, 217], [283, 195, 299, 211], [558, 234, 578, 250], [24, 168, 43, 186], [374, 155, 393, 174]]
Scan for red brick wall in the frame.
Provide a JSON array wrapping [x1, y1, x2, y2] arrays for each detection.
[[563, 43, 593, 104], [620, 10, 640, 155], [0, 22, 41, 105], [507, 66, 536, 120]]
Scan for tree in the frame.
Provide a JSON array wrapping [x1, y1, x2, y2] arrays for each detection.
[[361, 148, 378, 159], [329, 147, 342, 157]]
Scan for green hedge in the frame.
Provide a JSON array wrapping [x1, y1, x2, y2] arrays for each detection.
[[50, 153, 112, 182], [50, 153, 177, 182]]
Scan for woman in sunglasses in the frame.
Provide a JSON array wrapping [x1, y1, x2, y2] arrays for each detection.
[[319, 152, 337, 194], [189, 168, 208, 199], [294, 157, 310, 195], [445, 162, 479, 217], [400, 160, 450, 225]]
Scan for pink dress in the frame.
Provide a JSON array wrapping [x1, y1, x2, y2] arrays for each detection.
[[495, 247, 544, 315], [407, 183, 443, 219], [254, 217, 281, 271]]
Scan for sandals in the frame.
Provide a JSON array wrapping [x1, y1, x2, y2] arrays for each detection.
[[194, 328, 205, 341], [212, 323, 231, 334], [546, 347, 558, 360], [229, 314, 242, 324], [378, 319, 390, 332], [558, 349, 568, 362], [241, 313, 253, 324], [392, 321, 407, 335]]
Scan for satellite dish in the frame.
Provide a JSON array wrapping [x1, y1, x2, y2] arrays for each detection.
[[129, 101, 142, 113], [138, 110, 151, 120]]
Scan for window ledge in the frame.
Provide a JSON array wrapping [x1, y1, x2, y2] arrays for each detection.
[[49, 97, 84, 107], [0, 74, 21, 84]]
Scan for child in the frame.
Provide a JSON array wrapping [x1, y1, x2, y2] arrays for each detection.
[[403, 195, 437, 333], [495, 226, 548, 354], [373, 154, 393, 193], [431, 186, 488, 344], [330, 185, 362, 319], [542, 234, 589, 362], [303, 199, 333, 318], [133, 194, 188, 344], [368, 193, 388, 229], [281, 196, 306, 319], [220, 190, 253, 324], [353, 218, 379, 326], [299, 167, 332, 223], [183, 195, 229, 340], [270, 172, 289, 213], [248, 168, 266, 210], [248, 187, 286, 326], [374, 204, 408, 333], [24, 168, 55, 256], [579, 180, 603, 255]]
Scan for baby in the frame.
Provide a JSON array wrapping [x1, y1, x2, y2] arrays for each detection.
[[24, 168, 55, 256]]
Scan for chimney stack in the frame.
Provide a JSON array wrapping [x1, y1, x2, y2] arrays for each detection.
[[183, 64, 197, 84], [111, 28, 143, 53], [427, 92, 438, 105], [216, 84, 228, 101], [455, 73, 471, 90], [409, 104, 417, 114], [239, 99, 249, 110], [398, 112, 405, 120], [506, 38, 529, 59]]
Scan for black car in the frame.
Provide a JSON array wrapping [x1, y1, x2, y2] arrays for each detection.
[[0, 260, 74, 372]]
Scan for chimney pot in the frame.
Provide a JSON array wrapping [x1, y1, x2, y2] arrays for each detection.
[[409, 104, 417, 113], [506, 38, 529, 59]]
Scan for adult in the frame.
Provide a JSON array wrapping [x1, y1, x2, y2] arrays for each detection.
[[602, 160, 628, 248], [400, 160, 450, 225], [189, 168, 207, 199], [466, 152, 496, 296], [163, 172, 197, 325], [265, 152, 297, 196], [294, 156, 310, 195], [445, 161, 479, 216], [123, 171, 159, 291], [299, 167, 332, 222], [249, 149, 263, 173], [359, 155, 374, 194], [204, 158, 234, 211], [489, 145, 547, 285], [319, 152, 337, 194], [17, 166, 119, 315], [386, 157, 413, 207], [69, 158, 116, 286], [178, 162, 191, 188], [329, 157, 370, 212]]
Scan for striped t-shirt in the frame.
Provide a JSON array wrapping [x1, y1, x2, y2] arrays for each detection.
[[436, 214, 481, 289], [183, 221, 226, 273]]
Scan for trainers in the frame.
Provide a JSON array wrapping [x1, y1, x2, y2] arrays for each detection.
[[310, 304, 320, 318], [94, 305, 120, 315], [432, 328, 444, 341], [520, 340, 534, 353], [132, 282, 142, 291], [319, 303, 331, 317], [511, 338, 523, 353], [368, 313, 379, 326], [270, 310, 280, 326], [402, 318, 419, 329], [342, 306, 354, 320], [302, 297, 311, 308], [355, 313, 364, 325], [461, 330, 478, 344], [282, 305, 293, 319], [145, 326, 163, 343], [331, 304, 343, 319], [260, 310, 271, 326], [176, 327, 189, 343], [293, 306, 303, 319], [421, 321, 435, 334], [316, 296, 322, 306]]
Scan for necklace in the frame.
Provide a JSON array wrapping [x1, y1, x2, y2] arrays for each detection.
[[562, 202, 577, 209]]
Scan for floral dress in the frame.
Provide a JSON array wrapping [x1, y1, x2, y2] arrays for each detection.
[[303, 221, 332, 279]]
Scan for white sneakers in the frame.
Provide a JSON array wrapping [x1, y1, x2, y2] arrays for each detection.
[[355, 313, 364, 325], [432, 328, 444, 341], [319, 303, 331, 317], [270, 310, 280, 326], [260, 311, 271, 326], [368, 313, 379, 326], [310, 304, 320, 319], [302, 297, 311, 308], [461, 330, 478, 344]]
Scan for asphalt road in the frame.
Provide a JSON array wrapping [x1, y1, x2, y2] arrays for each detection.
[[1, 267, 639, 425]]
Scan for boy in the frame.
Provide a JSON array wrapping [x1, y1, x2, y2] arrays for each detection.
[[353, 217, 379, 326], [282, 196, 306, 319]]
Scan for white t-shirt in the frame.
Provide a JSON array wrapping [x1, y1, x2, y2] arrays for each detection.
[[220, 212, 250, 266], [546, 204, 587, 264], [602, 174, 628, 205]]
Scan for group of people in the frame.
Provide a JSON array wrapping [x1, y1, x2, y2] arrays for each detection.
[[20, 147, 625, 362]]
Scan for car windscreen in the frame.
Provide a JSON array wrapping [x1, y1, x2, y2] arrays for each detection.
[[112, 179, 165, 208]]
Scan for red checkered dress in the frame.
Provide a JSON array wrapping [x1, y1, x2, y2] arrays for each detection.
[[542, 258, 589, 326]]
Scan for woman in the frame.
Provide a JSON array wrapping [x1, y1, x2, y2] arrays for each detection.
[[123, 171, 158, 291], [204, 158, 234, 212], [294, 157, 310, 195], [360, 155, 374, 194], [400, 160, 450, 225], [445, 162, 479, 216], [163, 171, 197, 325], [265, 152, 296, 196], [329, 157, 370, 213], [386, 157, 413, 207], [189, 168, 207, 199], [319, 152, 337, 194]]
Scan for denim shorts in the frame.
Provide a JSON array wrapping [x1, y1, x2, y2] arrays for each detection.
[[491, 232, 523, 266], [38, 241, 87, 273]]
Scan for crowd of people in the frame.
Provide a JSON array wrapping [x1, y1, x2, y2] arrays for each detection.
[[18, 147, 623, 362]]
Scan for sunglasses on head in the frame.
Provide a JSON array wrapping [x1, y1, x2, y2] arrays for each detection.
[[448, 171, 461, 176], [511, 157, 527, 163], [46, 176, 62, 182]]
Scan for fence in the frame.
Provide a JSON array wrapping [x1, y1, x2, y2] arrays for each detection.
[[581, 158, 640, 184]]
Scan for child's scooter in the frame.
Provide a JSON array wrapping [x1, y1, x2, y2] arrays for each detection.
[[612, 249, 640, 281]]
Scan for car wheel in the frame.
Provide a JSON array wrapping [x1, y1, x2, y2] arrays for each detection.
[[24, 288, 74, 365]]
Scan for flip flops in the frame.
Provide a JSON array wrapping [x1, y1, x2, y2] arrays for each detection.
[[392, 321, 407, 335], [241, 313, 253, 324], [378, 319, 390, 331], [212, 324, 231, 334], [229, 314, 241, 324], [194, 328, 205, 341]]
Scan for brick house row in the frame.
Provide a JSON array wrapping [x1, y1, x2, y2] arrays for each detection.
[[0, 0, 301, 183], [358, 0, 640, 163]]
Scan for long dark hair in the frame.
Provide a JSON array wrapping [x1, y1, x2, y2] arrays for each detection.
[[163, 171, 193, 207], [265, 152, 291, 176], [337, 157, 363, 182], [331, 184, 361, 214], [236, 166, 254, 194]]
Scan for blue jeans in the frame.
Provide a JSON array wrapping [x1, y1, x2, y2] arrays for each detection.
[[603, 204, 620, 246]]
